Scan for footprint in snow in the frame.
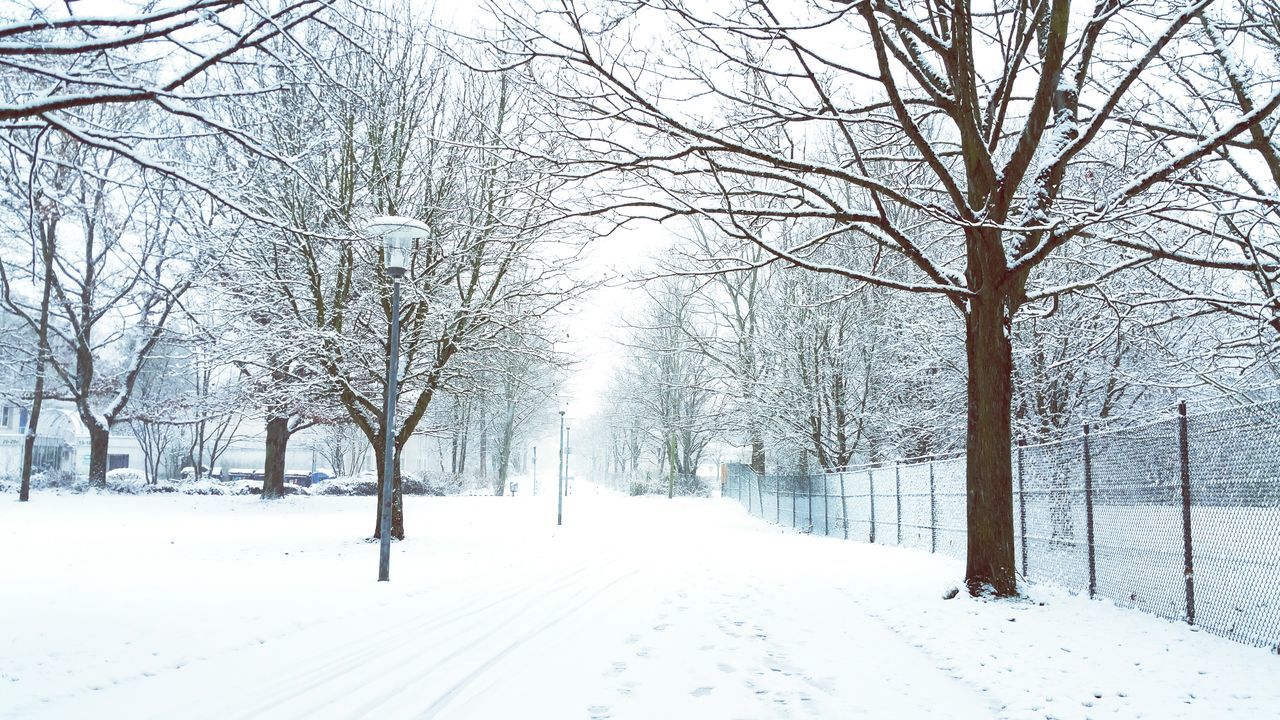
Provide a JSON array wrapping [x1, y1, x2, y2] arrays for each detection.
[[587, 704, 611, 719], [691, 686, 714, 697]]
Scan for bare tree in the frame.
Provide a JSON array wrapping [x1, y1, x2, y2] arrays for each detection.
[[0, 0, 334, 193], [617, 278, 718, 496], [0, 122, 203, 486], [225, 15, 584, 535], [490, 0, 1280, 594]]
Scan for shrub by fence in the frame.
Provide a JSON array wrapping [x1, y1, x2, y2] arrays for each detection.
[[723, 400, 1280, 651]]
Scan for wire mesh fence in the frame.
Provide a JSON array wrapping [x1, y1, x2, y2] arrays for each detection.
[[722, 400, 1280, 651]]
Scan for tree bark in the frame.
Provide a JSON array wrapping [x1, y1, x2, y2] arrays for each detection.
[[19, 223, 54, 502], [495, 406, 515, 496], [750, 430, 765, 476], [372, 441, 404, 540], [87, 423, 110, 487], [478, 403, 488, 480], [19, 356, 47, 501], [964, 289, 1018, 596], [19, 431, 37, 501], [261, 415, 290, 499], [666, 433, 677, 499]]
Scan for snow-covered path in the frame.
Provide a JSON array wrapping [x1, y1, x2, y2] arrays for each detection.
[[2, 487, 1277, 719]]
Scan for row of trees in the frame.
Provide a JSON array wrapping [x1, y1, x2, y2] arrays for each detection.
[[4, 0, 1279, 599], [498, 0, 1280, 595], [0, 3, 578, 539]]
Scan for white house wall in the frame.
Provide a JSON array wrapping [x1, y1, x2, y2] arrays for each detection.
[[0, 402, 448, 481]]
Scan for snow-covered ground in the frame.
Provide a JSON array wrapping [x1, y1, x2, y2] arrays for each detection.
[[1, 486, 1277, 719]]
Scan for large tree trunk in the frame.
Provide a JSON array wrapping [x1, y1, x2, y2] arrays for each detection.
[[749, 429, 765, 475], [494, 407, 515, 496], [666, 433, 677, 499], [19, 229, 54, 502], [19, 431, 37, 501], [19, 356, 47, 501], [261, 415, 290, 499], [372, 441, 404, 540], [478, 403, 488, 480], [87, 422, 109, 487], [964, 289, 1018, 597]]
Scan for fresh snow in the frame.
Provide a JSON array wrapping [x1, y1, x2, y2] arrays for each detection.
[[1, 486, 1277, 719]]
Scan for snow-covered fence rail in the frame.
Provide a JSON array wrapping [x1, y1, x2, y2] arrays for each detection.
[[723, 400, 1280, 651]]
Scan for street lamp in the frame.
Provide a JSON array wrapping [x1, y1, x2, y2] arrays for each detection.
[[557, 410, 566, 526], [365, 215, 430, 582]]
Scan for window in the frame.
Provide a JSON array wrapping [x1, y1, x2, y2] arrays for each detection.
[[18, 408, 28, 432], [32, 443, 61, 471], [108, 454, 130, 470], [1, 406, 9, 428]]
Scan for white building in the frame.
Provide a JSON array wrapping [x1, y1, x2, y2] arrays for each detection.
[[0, 400, 456, 483]]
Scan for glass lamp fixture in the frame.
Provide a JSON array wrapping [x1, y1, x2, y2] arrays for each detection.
[[365, 216, 430, 278]]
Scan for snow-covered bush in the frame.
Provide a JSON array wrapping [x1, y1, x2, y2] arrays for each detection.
[[405, 471, 464, 496], [629, 474, 709, 497], [105, 468, 149, 494], [175, 480, 233, 496], [310, 472, 463, 497], [311, 477, 378, 496], [675, 474, 710, 497], [32, 470, 82, 491]]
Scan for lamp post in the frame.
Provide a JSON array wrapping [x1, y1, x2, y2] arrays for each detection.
[[365, 215, 430, 582], [565, 423, 571, 496], [557, 410, 565, 526]]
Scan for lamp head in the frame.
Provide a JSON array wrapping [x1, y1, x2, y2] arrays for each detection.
[[365, 216, 430, 279]]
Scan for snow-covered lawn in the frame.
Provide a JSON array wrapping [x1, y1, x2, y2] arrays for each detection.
[[1, 487, 1277, 719]]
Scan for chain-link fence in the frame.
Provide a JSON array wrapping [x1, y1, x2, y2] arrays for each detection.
[[722, 400, 1280, 651]]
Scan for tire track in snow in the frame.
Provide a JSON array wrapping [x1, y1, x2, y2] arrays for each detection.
[[219, 557, 611, 720], [407, 566, 644, 719], [7, 555, 567, 719]]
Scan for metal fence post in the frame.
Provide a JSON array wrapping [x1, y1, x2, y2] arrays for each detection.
[[823, 474, 830, 536], [1178, 400, 1196, 625], [783, 476, 793, 527], [868, 468, 877, 544], [1017, 439, 1028, 577], [1083, 423, 1097, 598], [775, 475, 780, 525], [839, 472, 849, 540], [928, 460, 936, 554], [807, 475, 814, 532], [895, 461, 903, 546]]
